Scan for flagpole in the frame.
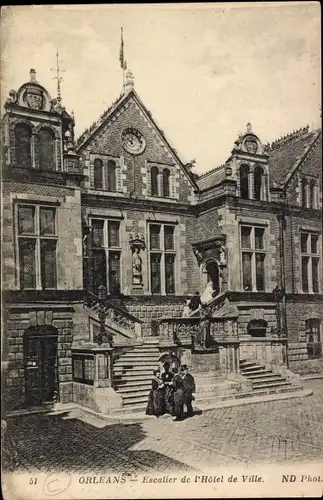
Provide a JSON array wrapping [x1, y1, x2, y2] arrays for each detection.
[[120, 27, 126, 95]]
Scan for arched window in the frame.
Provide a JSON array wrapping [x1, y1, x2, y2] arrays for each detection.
[[107, 160, 116, 192], [15, 123, 32, 168], [162, 168, 170, 197], [39, 128, 55, 171], [247, 319, 267, 337], [301, 178, 307, 208], [309, 180, 316, 209], [240, 165, 249, 199], [151, 166, 159, 196], [254, 166, 263, 200], [94, 158, 103, 189]]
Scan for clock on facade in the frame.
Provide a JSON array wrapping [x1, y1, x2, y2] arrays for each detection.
[[121, 127, 146, 155]]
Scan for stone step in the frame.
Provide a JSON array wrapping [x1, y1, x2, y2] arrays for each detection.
[[247, 375, 285, 383], [117, 386, 151, 395], [118, 355, 160, 362], [131, 349, 160, 354], [113, 374, 152, 382], [242, 370, 273, 379], [240, 367, 268, 374], [252, 380, 291, 390], [122, 394, 150, 405], [240, 361, 259, 367], [110, 385, 306, 416], [113, 368, 157, 376], [114, 360, 159, 367]]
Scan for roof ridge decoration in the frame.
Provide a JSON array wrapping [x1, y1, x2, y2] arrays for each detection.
[[76, 92, 126, 147], [198, 163, 227, 179], [263, 126, 310, 153], [283, 129, 322, 188]]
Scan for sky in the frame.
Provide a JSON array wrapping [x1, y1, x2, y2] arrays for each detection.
[[1, 3, 321, 175]]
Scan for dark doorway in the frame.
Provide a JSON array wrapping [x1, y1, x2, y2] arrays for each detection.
[[24, 327, 58, 406], [205, 260, 220, 295]]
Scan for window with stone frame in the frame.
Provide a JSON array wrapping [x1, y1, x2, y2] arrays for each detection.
[[149, 223, 176, 295], [91, 218, 121, 294], [240, 225, 266, 292], [150, 166, 159, 196], [38, 128, 55, 171], [17, 204, 57, 289], [92, 158, 117, 192], [15, 123, 32, 168], [305, 319, 322, 359], [300, 232, 320, 293], [301, 178, 308, 208], [254, 165, 264, 201], [309, 180, 317, 209], [239, 165, 249, 199]]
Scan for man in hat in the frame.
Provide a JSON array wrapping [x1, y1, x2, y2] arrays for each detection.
[[181, 365, 196, 418]]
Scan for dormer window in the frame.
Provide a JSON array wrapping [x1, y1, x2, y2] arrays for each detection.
[[254, 166, 264, 200], [240, 165, 249, 199], [15, 123, 32, 168], [39, 128, 55, 171]]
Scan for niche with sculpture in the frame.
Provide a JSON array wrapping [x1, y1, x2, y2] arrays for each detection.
[[129, 234, 145, 289]]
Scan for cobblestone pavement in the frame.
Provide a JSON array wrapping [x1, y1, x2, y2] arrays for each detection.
[[3, 380, 323, 473]]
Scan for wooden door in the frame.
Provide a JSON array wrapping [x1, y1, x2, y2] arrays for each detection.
[[24, 332, 58, 406]]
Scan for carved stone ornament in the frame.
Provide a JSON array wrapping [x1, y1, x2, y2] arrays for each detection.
[[24, 87, 44, 110], [129, 234, 145, 287], [5, 89, 18, 106], [244, 137, 258, 154]]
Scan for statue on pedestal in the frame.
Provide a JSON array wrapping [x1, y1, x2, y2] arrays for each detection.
[[129, 233, 145, 288]]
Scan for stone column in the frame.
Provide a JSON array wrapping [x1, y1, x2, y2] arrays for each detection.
[[219, 341, 240, 374]]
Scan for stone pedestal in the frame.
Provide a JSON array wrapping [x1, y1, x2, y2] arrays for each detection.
[[219, 340, 240, 374]]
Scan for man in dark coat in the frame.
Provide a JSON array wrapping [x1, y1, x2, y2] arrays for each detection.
[[172, 368, 185, 421], [181, 365, 196, 417], [189, 291, 201, 314]]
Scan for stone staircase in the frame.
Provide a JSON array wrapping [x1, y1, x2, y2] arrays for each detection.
[[239, 359, 302, 395], [112, 339, 160, 413]]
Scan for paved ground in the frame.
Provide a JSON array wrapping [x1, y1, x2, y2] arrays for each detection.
[[3, 380, 323, 473]]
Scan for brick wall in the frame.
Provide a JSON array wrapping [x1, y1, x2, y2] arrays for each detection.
[[79, 96, 196, 204]]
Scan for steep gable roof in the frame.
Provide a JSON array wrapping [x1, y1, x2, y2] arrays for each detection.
[[266, 128, 321, 187], [76, 89, 198, 190]]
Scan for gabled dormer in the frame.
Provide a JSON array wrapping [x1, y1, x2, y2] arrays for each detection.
[[229, 123, 270, 201]]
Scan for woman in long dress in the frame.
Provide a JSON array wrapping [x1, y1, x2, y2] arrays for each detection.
[[161, 362, 174, 415], [145, 369, 165, 417], [171, 367, 185, 421]]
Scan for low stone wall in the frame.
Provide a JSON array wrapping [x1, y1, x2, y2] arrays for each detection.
[[72, 382, 122, 414], [191, 352, 221, 374], [239, 338, 287, 366]]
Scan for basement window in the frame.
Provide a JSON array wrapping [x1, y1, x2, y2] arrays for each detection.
[[247, 319, 267, 337]]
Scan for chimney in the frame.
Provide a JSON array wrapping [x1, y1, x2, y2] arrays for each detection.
[[30, 69, 36, 82]]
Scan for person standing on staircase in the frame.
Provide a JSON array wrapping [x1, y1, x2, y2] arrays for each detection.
[[181, 365, 196, 418]]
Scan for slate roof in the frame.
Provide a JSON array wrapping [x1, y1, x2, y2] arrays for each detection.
[[196, 164, 227, 191], [197, 127, 321, 192], [267, 129, 321, 187]]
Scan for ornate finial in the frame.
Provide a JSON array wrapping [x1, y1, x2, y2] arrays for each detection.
[[30, 69, 37, 82], [246, 122, 252, 133], [51, 49, 66, 103], [125, 69, 134, 94]]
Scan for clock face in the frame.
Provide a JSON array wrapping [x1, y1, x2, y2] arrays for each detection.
[[121, 127, 146, 155]]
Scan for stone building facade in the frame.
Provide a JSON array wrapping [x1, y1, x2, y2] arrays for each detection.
[[2, 69, 322, 412]]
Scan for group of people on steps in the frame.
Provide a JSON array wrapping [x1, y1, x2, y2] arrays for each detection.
[[146, 363, 196, 421]]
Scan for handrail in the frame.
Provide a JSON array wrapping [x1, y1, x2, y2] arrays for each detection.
[[84, 289, 142, 324]]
